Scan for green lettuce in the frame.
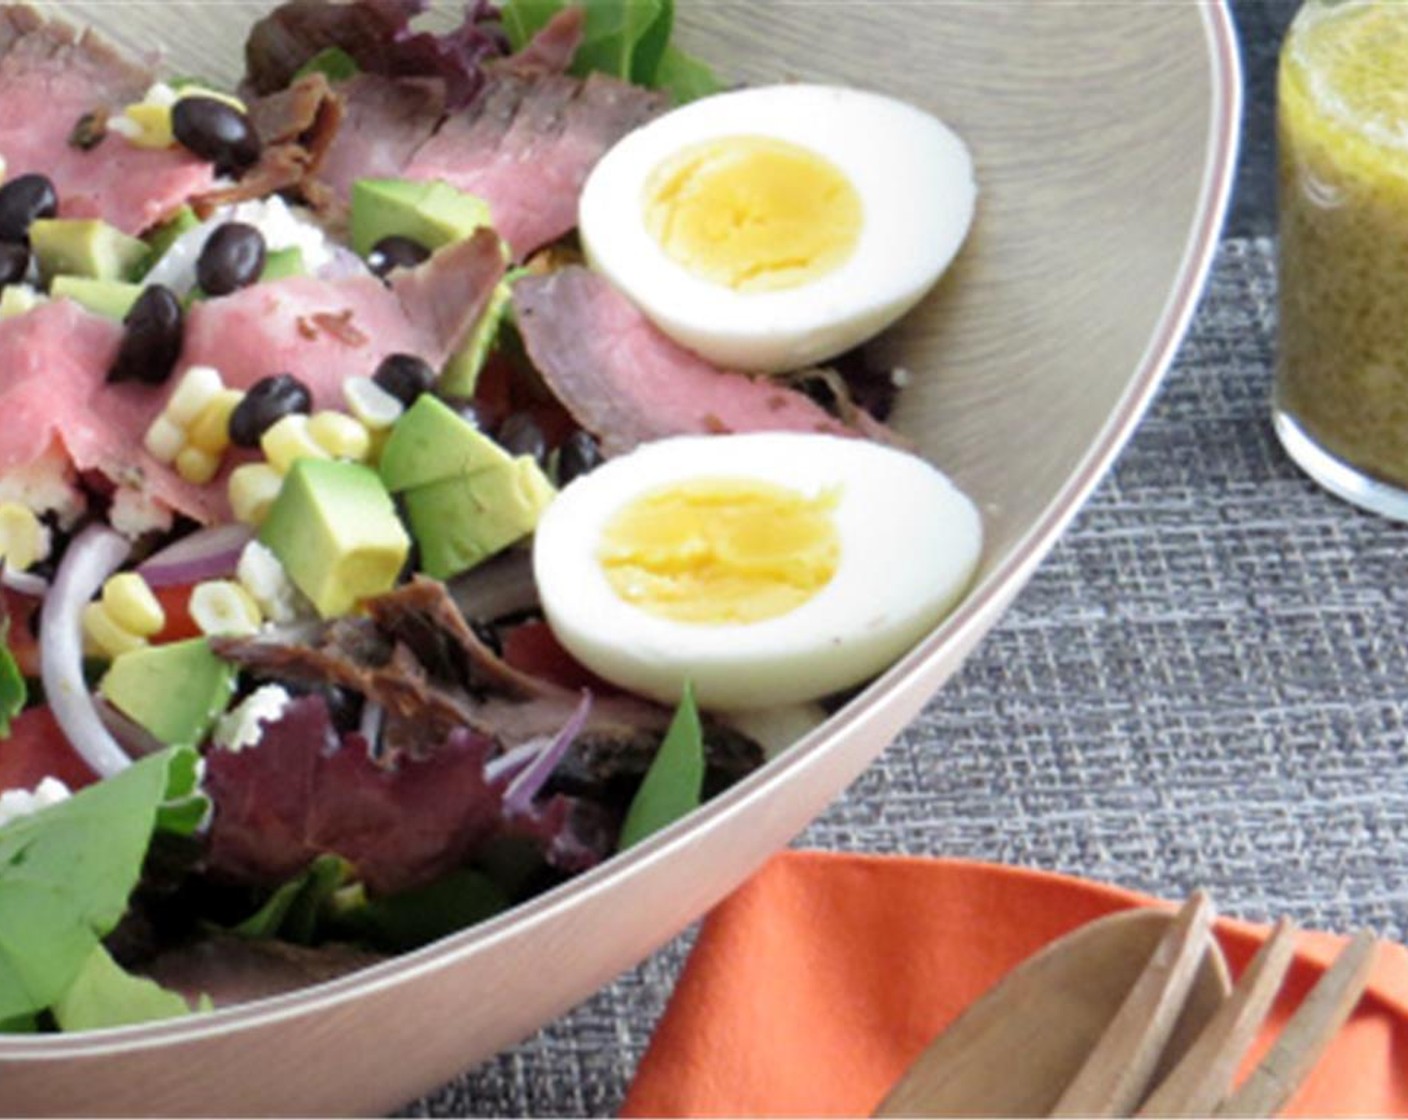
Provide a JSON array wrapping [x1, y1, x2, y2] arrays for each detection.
[[618, 681, 704, 849], [51, 945, 202, 1032], [501, 0, 722, 102], [0, 746, 206, 1024]]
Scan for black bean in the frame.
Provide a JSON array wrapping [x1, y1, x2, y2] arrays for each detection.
[[196, 222, 266, 297], [0, 174, 57, 243], [557, 430, 603, 485], [106, 285, 184, 385], [496, 412, 547, 465], [0, 241, 28, 286], [372, 353, 436, 407], [228, 373, 312, 447], [171, 97, 262, 175], [367, 235, 431, 279]]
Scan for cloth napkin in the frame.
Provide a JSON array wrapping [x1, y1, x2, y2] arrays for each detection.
[[620, 852, 1408, 1117]]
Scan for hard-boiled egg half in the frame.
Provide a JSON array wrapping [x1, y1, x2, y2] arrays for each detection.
[[532, 433, 981, 711], [578, 84, 976, 374]]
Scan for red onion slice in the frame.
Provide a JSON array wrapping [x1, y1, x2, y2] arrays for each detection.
[[137, 523, 254, 588], [40, 525, 134, 778], [1, 566, 48, 597], [502, 690, 591, 814]]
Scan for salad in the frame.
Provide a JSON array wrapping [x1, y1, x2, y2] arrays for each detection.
[[0, 0, 980, 1033]]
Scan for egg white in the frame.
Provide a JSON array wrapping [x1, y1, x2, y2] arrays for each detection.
[[532, 433, 982, 711], [578, 84, 977, 375]]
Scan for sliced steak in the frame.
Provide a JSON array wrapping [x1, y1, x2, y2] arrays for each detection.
[[513, 267, 869, 456], [0, 6, 214, 234]]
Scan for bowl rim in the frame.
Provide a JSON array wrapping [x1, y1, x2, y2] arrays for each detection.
[[0, 0, 1244, 1060]]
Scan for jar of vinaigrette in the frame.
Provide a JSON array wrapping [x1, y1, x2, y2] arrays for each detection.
[[1274, 0, 1408, 517]]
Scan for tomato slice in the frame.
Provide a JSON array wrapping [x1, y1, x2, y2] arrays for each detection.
[[2, 588, 40, 678], [0, 705, 98, 794], [501, 621, 615, 694], [152, 584, 202, 642]]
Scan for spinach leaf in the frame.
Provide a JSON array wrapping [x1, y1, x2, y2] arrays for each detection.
[[618, 681, 704, 850], [0, 626, 24, 739], [652, 43, 723, 103], [331, 868, 507, 952], [50, 945, 198, 1032], [293, 46, 360, 84], [0, 747, 205, 1021], [232, 855, 350, 945], [501, 0, 719, 102]]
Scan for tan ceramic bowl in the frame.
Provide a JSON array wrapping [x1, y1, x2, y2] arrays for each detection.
[[0, 2, 1240, 1114]]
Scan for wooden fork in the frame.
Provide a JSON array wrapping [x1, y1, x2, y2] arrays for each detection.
[[879, 892, 1379, 1118]]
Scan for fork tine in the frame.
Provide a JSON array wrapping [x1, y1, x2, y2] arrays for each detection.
[[1050, 891, 1214, 1118], [1214, 929, 1378, 1118], [1135, 918, 1299, 1117]]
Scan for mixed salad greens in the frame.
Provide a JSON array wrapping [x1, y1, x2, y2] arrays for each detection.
[[0, 0, 915, 1033]]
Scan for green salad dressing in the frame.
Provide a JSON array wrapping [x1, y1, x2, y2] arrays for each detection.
[[1275, 0, 1408, 491]]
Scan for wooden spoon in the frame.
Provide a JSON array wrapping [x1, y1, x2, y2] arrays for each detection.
[[873, 902, 1231, 1118]]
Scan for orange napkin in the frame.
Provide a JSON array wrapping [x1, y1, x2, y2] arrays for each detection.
[[622, 852, 1408, 1117]]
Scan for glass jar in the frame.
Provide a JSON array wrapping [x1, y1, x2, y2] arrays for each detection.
[[1273, 0, 1408, 518]]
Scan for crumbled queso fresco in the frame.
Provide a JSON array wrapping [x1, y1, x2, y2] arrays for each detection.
[[213, 684, 293, 753]]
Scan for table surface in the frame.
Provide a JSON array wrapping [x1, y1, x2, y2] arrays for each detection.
[[409, 3, 1408, 1114]]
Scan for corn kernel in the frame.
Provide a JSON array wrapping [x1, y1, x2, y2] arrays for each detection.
[[121, 103, 174, 149], [308, 410, 371, 462], [100, 573, 165, 638], [228, 463, 284, 525], [143, 415, 186, 464], [165, 365, 224, 427], [175, 445, 221, 485], [188, 388, 245, 455], [82, 602, 146, 659], [343, 377, 403, 431], [0, 503, 48, 572], [261, 414, 330, 475], [189, 580, 262, 637]]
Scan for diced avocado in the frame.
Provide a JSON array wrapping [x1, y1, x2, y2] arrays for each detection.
[[29, 219, 150, 283], [50, 276, 143, 320], [437, 279, 513, 398], [403, 454, 555, 579], [99, 638, 237, 748], [379, 394, 513, 493], [259, 458, 410, 619], [294, 46, 360, 83], [142, 206, 200, 269], [349, 178, 493, 258], [0, 285, 43, 319], [261, 247, 306, 282]]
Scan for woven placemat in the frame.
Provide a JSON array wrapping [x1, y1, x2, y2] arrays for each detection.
[[405, 236, 1408, 1117]]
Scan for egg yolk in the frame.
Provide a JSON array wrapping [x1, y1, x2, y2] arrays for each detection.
[[643, 136, 863, 293], [598, 478, 841, 624]]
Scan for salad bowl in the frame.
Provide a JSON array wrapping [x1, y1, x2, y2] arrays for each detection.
[[0, 1, 1240, 1114]]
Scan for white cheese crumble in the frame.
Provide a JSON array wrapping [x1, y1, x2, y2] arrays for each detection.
[[213, 684, 292, 753], [0, 442, 84, 527], [143, 196, 339, 295], [0, 777, 71, 829], [237, 539, 309, 624]]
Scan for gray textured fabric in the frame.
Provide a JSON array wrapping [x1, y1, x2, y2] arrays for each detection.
[[404, 236, 1408, 1117]]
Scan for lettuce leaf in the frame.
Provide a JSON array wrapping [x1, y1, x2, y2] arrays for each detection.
[[50, 945, 199, 1033], [618, 682, 704, 849], [0, 747, 205, 1023], [502, 0, 720, 101], [0, 611, 26, 740], [232, 855, 351, 945]]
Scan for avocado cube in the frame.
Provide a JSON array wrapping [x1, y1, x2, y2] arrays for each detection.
[[379, 394, 513, 493], [99, 638, 237, 748], [349, 178, 493, 258], [259, 459, 410, 618], [142, 206, 200, 269], [404, 455, 555, 579], [260, 247, 306, 282], [29, 218, 150, 283], [438, 279, 512, 398], [50, 276, 143, 320]]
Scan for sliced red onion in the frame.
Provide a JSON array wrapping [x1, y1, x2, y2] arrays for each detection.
[[483, 737, 549, 785], [357, 700, 384, 755], [315, 244, 371, 281], [502, 690, 591, 815], [40, 525, 134, 778], [137, 523, 254, 588], [447, 546, 538, 622], [1, 566, 48, 597]]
